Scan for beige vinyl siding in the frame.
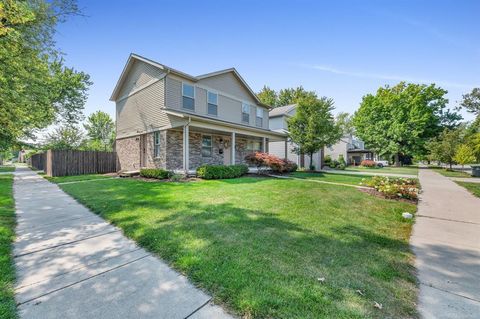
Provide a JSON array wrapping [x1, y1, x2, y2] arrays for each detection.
[[166, 74, 269, 129], [197, 72, 257, 104], [195, 87, 207, 114], [117, 60, 165, 98], [116, 79, 185, 139]]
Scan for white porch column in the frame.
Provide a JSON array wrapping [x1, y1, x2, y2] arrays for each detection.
[[183, 125, 189, 172], [231, 132, 236, 165], [262, 137, 266, 153]]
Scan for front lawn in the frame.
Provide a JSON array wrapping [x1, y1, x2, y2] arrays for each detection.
[[53, 176, 417, 318], [290, 171, 370, 185], [456, 182, 480, 198], [431, 168, 473, 178], [345, 166, 418, 176], [0, 174, 17, 319], [0, 167, 15, 173]]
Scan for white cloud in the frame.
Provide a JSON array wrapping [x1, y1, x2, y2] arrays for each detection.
[[305, 64, 475, 90]]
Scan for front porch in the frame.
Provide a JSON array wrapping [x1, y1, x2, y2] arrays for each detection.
[[138, 122, 285, 172]]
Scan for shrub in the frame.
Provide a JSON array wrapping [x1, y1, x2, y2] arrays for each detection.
[[360, 160, 377, 168], [196, 164, 248, 179], [140, 168, 172, 179], [338, 154, 346, 166], [244, 152, 297, 173], [361, 176, 419, 200], [324, 155, 332, 165], [337, 163, 346, 170]]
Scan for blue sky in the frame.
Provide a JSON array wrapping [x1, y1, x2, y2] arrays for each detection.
[[55, 0, 479, 122]]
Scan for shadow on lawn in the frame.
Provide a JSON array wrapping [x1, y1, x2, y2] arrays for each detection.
[[61, 178, 418, 318]]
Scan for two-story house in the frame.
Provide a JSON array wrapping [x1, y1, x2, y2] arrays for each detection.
[[110, 54, 286, 172]]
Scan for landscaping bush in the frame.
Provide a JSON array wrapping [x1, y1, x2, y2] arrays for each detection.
[[338, 154, 346, 166], [244, 152, 297, 173], [324, 155, 332, 165], [196, 164, 248, 179], [360, 159, 377, 168], [140, 168, 172, 179], [361, 176, 419, 200]]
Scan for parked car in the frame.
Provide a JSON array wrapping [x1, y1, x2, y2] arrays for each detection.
[[376, 160, 389, 167]]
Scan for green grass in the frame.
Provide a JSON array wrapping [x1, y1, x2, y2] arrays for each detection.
[[44, 174, 114, 183], [0, 167, 15, 173], [430, 168, 473, 178], [290, 171, 370, 185], [53, 176, 417, 318], [345, 166, 418, 176], [456, 182, 480, 198], [0, 174, 17, 319]]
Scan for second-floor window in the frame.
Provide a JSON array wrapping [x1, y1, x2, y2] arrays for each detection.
[[242, 103, 250, 123], [256, 108, 263, 127], [207, 91, 218, 116], [182, 83, 195, 110]]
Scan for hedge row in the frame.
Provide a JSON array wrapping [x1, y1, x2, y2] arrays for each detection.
[[140, 168, 172, 179], [196, 164, 249, 179]]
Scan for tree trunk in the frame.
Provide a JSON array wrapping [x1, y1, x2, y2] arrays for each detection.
[[309, 152, 314, 171], [449, 162, 453, 169], [394, 153, 401, 167]]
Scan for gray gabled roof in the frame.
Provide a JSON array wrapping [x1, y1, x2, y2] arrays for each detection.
[[110, 53, 269, 108], [268, 104, 297, 118]]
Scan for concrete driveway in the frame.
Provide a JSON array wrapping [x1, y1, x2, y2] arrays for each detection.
[[412, 168, 480, 318], [13, 167, 231, 319]]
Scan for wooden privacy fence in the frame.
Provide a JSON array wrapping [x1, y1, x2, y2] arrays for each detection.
[[29, 152, 47, 171], [29, 150, 117, 177]]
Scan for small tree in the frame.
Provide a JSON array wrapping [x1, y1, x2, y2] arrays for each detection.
[[427, 129, 462, 169], [288, 96, 341, 170], [454, 144, 476, 168], [83, 111, 115, 151], [44, 124, 86, 150]]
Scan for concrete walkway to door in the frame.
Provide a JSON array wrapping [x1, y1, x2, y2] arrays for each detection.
[[13, 167, 231, 319], [412, 168, 480, 318]]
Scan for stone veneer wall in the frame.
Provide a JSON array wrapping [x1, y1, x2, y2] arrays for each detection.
[[116, 135, 141, 171], [118, 129, 265, 171]]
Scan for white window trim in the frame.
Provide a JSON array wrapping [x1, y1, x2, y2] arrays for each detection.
[[207, 91, 218, 116], [182, 82, 195, 110], [154, 131, 161, 158], [201, 135, 213, 157], [242, 103, 250, 123]]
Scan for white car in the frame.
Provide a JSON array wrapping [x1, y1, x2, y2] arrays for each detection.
[[376, 160, 389, 167]]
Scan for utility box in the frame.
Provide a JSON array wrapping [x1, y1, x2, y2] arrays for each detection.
[[471, 165, 480, 177]]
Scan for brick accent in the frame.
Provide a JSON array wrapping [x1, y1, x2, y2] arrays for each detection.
[[116, 136, 141, 171], [116, 129, 264, 171]]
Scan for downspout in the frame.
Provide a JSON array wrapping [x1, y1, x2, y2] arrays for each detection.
[[183, 116, 191, 174]]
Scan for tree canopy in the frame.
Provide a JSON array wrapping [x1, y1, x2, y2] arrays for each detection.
[[0, 0, 91, 151], [460, 88, 480, 116], [257, 86, 317, 107], [335, 112, 355, 136], [83, 111, 115, 151], [287, 96, 341, 169], [353, 82, 460, 165]]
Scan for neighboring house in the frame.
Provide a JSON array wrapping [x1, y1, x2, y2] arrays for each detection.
[[110, 54, 285, 172], [268, 104, 323, 169], [325, 135, 375, 165]]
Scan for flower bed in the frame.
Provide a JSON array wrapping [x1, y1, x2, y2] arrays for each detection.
[[360, 176, 419, 201]]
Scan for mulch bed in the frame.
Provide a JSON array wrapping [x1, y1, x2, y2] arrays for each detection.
[[358, 187, 418, 204]]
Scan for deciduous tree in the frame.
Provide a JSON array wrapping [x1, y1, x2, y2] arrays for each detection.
[[454, 144, 476, 168], [83, 111, 115, 151], [353, 82, 459, 166], [0, 0, 91, 151], [287, 96, 341, 169]]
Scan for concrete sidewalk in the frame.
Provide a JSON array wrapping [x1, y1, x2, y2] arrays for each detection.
[[13, 167, 231, 319], [412, 169, 480, 318]]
